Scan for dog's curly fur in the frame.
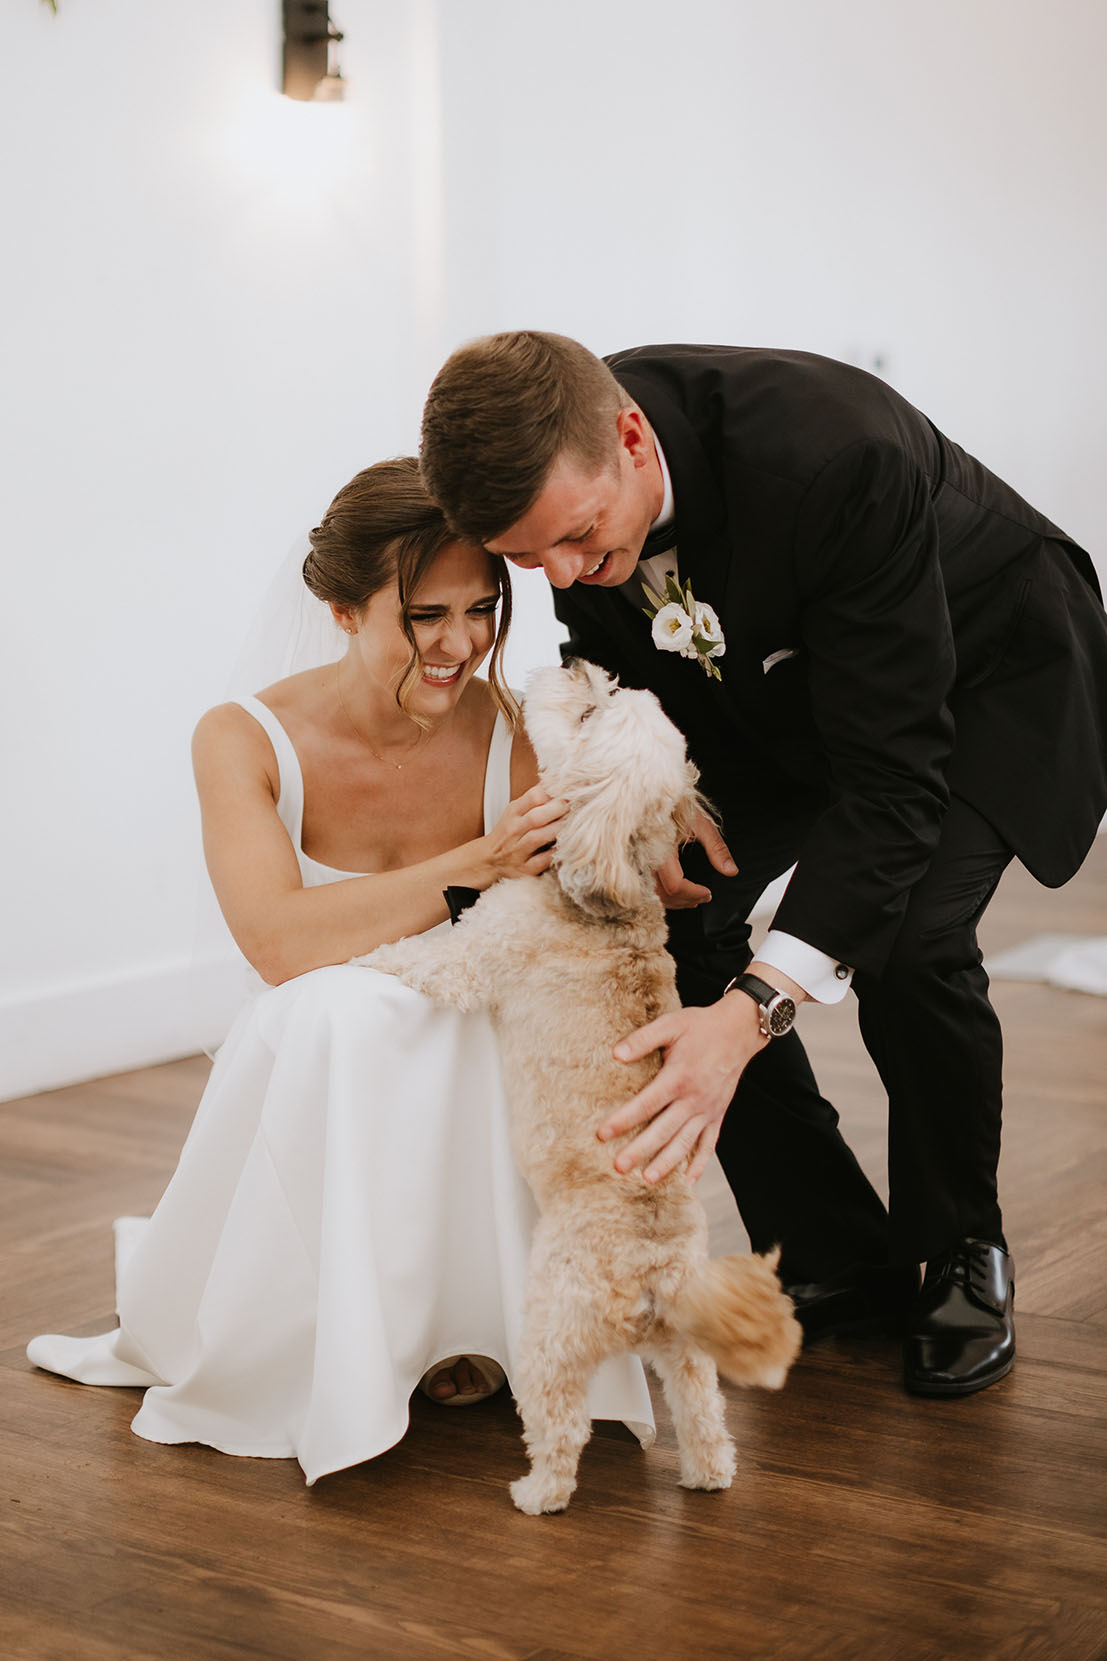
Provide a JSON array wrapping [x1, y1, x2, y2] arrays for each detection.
[[366, 660, 801, 1513]]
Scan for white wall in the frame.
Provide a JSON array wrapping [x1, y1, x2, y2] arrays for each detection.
[[0, 1, 448, 1096], [437, 0, 1107, 565], [2, 0, 1104, 1099]]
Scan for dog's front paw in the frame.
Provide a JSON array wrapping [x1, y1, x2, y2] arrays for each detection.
[[679, 1440, 736, 1492], [355, 941, 431, 988], [351, 943, 405, 975], [510, 1470, 575, 1516]]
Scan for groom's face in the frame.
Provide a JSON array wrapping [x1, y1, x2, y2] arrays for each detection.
[[484, 407, 662, 590]]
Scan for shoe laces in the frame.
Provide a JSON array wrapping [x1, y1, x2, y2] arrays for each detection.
[[926, 1238, 992, 1289]]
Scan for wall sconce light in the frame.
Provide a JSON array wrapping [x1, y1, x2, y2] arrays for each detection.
[[282, 1, 345, 102]]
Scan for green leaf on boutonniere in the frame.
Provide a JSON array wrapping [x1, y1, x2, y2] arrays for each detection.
[[663, 573, 685, 606], [640, 580, 667, 612]]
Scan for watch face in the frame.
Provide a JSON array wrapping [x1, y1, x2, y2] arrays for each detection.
[[768, 997, 796, 1037]]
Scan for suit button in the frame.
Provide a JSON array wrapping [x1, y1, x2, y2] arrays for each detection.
[[835, 964, 850, 980]]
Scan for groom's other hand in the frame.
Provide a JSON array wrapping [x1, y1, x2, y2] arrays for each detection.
[[655, 812, 738, 908], [601, 963, 805, 1184]]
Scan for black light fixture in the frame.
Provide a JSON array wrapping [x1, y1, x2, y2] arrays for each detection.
[[282, 1, 345, 101]]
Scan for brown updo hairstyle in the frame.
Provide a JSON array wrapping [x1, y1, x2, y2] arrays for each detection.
[[302, 456, 518, 728]]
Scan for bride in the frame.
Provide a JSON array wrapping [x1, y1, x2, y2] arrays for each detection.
[[27, 456, 654, 1483]]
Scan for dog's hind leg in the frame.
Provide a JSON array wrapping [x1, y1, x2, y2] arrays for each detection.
[[645, 1333, 736, 1492]]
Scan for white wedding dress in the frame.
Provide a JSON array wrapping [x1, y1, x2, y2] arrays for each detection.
[[27, 697, 654, 1484]]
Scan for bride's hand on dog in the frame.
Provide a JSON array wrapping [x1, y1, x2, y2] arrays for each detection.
[[600, 999, 768, 1185], [655, 813, 737, 909], [480, 785, 568, 882]]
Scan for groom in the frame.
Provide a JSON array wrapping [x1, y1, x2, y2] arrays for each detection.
[[419, 332, 1107, 1396]]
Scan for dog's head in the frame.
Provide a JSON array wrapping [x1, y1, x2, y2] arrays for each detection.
[[523, 659, 708, 918]]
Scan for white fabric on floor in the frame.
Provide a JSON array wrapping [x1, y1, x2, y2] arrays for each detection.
[[986, 933, 1107, 996]]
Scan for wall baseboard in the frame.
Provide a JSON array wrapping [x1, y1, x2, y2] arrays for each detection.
[[0, 955, 250, 1104]]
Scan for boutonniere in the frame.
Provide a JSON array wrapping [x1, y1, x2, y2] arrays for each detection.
[[641, 573, 726, 680]]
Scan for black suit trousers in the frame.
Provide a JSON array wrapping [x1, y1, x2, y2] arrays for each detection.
[[667, 797, 1013, 1278]]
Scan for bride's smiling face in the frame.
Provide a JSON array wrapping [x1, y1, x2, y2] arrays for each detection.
[[341, 539, 501, 715]]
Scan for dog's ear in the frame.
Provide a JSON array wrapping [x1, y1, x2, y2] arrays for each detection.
[[554, 777, 646, 918], [557, 762, 714, 918]]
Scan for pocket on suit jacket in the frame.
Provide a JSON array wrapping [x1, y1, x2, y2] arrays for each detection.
[[762, 647, 801, 674]]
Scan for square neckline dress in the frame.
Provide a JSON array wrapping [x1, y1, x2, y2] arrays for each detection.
[[28, 695, 655, 1483]]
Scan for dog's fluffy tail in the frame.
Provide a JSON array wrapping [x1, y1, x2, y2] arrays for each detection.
[[663, 1248, 802, 1390]]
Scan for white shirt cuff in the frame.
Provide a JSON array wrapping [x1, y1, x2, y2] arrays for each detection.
[[757, 931, 854, 1004]]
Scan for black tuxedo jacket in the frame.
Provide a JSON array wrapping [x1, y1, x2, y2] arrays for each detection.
[[554, 345, 1107, 976]]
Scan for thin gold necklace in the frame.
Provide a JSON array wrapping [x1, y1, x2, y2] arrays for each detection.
[[335, 662, 430, 771]]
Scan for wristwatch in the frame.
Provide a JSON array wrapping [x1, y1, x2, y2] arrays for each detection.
[[722, 972, 797, 1039]]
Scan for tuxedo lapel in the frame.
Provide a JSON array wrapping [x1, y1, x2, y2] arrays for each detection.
[[610, 368, 786, 734], [612, 367, 730, 621]]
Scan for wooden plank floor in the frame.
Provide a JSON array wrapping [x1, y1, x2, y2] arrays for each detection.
[[2, 844, 1105, 1660]]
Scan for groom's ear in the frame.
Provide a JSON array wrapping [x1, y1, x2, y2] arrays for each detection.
[[617, 405, 653, 469]]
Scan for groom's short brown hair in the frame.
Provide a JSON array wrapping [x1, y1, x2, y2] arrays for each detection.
[[420, 331, 628, 544]]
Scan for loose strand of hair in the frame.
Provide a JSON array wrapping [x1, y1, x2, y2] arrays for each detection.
[[486, 573, 520, 728]]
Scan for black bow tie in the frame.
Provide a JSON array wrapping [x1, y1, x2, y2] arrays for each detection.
[[639, 522, 678, 562]]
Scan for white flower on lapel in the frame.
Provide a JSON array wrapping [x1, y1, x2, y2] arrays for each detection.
[[693, 602, 725, 659], [651, 602, 694, 653], [641, 574, 725, 680]]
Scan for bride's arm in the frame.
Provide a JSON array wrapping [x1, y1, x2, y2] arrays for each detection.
[[192, 705, 563, 986]]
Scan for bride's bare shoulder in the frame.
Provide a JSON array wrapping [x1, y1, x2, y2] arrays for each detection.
[[192, 700, 275, 782], [452, 673, 499, 739], [464, 675, 534, 792], [194, 668, 330, 747], [509, 718, 540, 794]]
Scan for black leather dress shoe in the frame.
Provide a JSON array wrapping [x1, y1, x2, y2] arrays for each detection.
[[904, 1239, 1014, 1396], [786, 1263, 921, 1345]]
